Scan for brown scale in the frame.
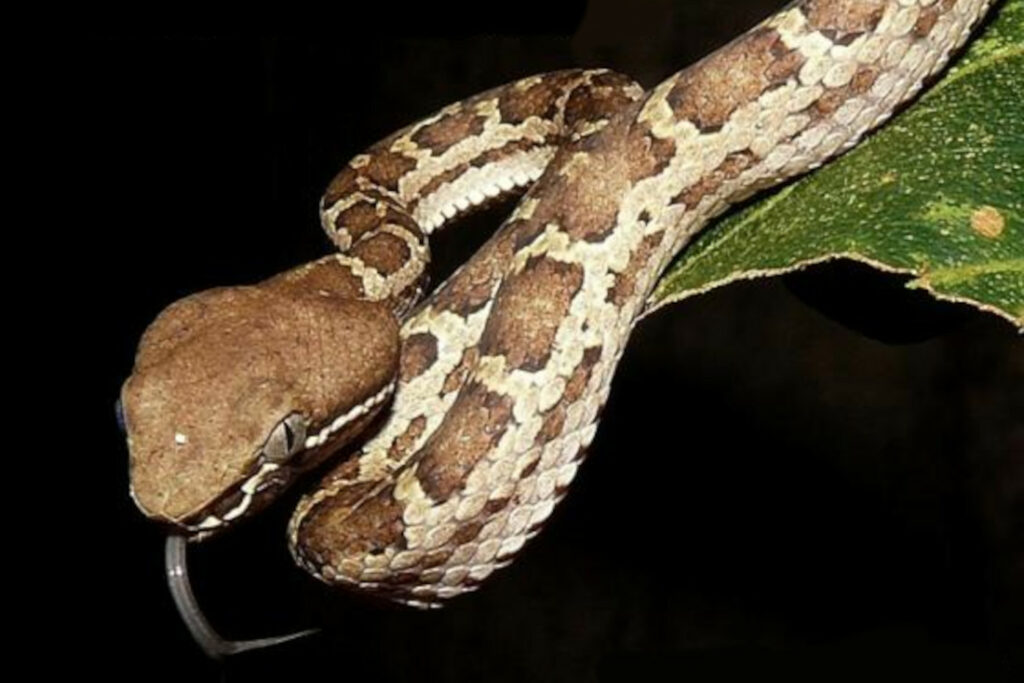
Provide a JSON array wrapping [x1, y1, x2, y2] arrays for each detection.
[[413, 381, 515, 501], [451, 521, 485, 546], [500, 107, 673, 247], [330, 194, 424, 246], [563, 71, 644, 127], [497, 71, 584, 124], [386, 415, 428, 462], [442, 347, 480, 394], [811, 64, 881, 118], [607, 230, 670, 306], [399, 332, 439, 383], [799, 0, 886, 36], [414, 162, 483, 200], [410, 108, 489, 156], [484, 496, 514, 515], [914, 5, 943, 37], [478, 256, 585, 372], [300, 484, 408, 560], [419, 549, 454, 571], [671, 151, 759, 210], [321, 165, 360, 208], [665, 27, 804, 132], [535, 346, 603, 446], [349, 231, 413, 278], [469, 138, 551, 170], [359, 150, 419, 194], [431, 229, 518, 316]]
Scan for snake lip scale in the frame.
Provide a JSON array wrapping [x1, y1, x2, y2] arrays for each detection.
[[119, 0, 995, 649]]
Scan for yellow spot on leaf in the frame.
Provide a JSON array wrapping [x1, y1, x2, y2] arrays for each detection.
[[970, 205, 1005, 239]]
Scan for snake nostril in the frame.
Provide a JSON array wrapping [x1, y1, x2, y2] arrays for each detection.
[[114, 397, 126, 435]]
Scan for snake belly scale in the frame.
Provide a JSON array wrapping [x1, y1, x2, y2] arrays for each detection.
[[121, 0, 994, 610]]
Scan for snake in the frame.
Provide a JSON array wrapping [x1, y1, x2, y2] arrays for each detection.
[[119, 0, 995, 645]]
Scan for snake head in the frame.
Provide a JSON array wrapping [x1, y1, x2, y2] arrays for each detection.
[[120, 279, 399, 540]]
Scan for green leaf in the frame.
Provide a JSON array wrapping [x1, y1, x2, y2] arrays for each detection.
[[648, 0, 1024, 330]]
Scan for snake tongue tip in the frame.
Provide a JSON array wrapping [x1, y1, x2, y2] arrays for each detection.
[[164, 534, 318, 659]]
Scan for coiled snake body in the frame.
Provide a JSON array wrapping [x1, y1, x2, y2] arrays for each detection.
[[121, 0, 994, 614]]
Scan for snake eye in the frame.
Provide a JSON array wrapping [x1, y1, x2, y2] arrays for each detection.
[[284, 414, 307, 453], [114, 397, 127, 435], [262, 414, 307, 463]]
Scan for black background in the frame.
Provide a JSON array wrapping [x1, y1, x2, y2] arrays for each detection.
[[56, 0, 1021, 680]]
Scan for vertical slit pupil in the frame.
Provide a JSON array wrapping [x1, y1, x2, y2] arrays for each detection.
[[283, 421, 295, 451]]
